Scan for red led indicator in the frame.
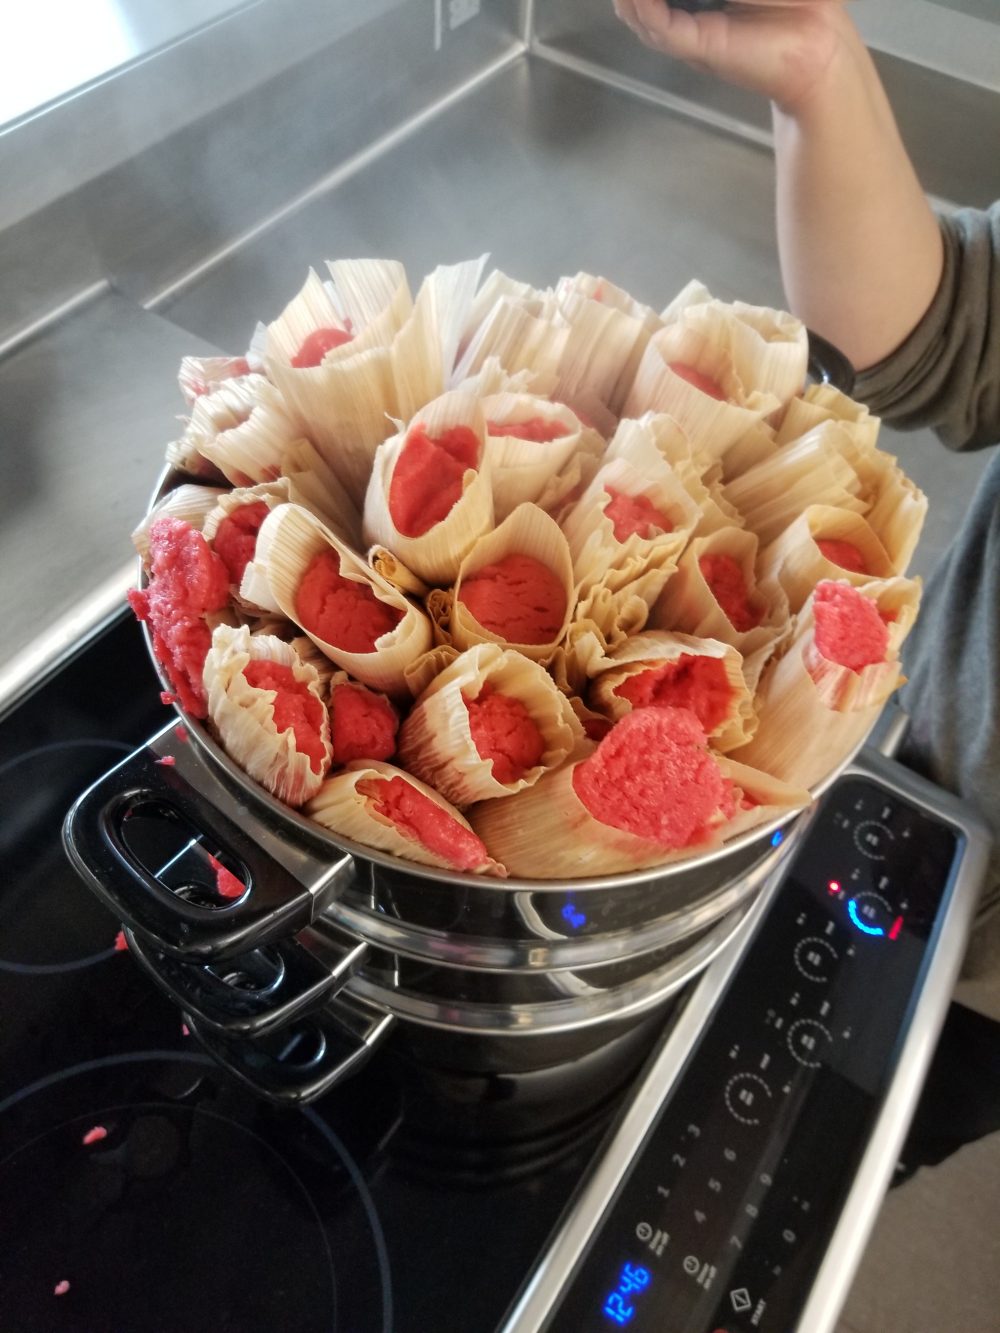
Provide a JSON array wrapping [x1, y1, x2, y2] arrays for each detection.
[[889, 916, 904, 940], [827, 880, 841, 895]]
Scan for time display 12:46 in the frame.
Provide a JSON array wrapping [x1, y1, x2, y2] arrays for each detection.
[[602, 1262, 651, 1325]]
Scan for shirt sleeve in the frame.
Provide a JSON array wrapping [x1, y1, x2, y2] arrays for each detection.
[[852, 202, 1000, 452]]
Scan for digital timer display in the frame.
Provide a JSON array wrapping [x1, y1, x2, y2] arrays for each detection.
[[602, 1262, 650, 1325]]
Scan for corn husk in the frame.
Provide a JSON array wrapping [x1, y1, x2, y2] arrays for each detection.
[[712, 756, 812, 840], [361, 390, 493, 584], [722, 420, 869, 544], [623, 324, 782, 462], [546, 618, 612, 699], [589, 631, 757, 752], [397, 644, 583, 806], [451, 504, 575, 661], [480, 394, 584, 521], [424, 587, 454, 647], [559, 455, 695, 597], [453, 273, 567, 395], [131, 485, 226, 563], [573, 572, 669, 647], [177, 355, 251, 407], [757, 505, 897, 612], [280, 438, 362, 547], [720, 420, 779, 482], [677, 295, 808, 407], [306, 760, 506, 876], [552, 271, 663, 416], [653, 526, 790, 688], [858, 575, 922, 654], [403, 643, 461, 697], [776, 383, 881, 451], [166, 375, 302, 488], [198, 480, 291, 612], [451, 355, 536, 399], [250, 502, 432, 699], [532, 428, 608, 519], [203, 624, 331, 807], [367, 546, 429, 598]]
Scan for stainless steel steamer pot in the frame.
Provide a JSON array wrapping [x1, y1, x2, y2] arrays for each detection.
[[64, 335, 859, 1104]]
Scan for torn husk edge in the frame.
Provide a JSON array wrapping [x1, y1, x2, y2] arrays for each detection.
[[480, 393, 583, 522], [132, 484, 227, 563], [757, 504, 897, 613]]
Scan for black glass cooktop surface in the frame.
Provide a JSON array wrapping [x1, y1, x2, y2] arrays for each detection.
[[0, 615, 661, 1333]]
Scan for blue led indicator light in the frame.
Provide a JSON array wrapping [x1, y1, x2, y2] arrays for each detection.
[[771, 830, 784, 847], [848, 899, 884, 936], [561, 903, 587, 929], [602, 1262, 651, 1325]]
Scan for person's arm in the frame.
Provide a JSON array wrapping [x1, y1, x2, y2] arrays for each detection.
[[613, 1, 944, 371]]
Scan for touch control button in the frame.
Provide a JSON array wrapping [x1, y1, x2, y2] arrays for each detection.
[[787, 1019, 833, 1069], [853, 819, 894, 860], [724, 1073, 773, 1126], [793, 937, 838, 982]]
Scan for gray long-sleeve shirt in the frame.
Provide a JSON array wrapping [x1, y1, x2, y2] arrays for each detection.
[[853, 204, 1000, 1010]]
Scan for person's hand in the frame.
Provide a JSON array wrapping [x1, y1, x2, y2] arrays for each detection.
[[612, 0, 853, 114]]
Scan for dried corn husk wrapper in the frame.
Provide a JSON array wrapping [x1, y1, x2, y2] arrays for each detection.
[[203, 624, 331, 807], [451, 504, 575, 661], [776, 383, 881, 451], [132, 485, 227, 563], [280, 438, 362, 547], [403, 642, 461, 698], [397, 643, 583, 806], [653, 526, 790, 688], [720, 421, 779, 483], [757, 505, 898, 612], [552, 271, 663, 416], [451, 354, 536, 399], [306, 760, 506, 876], [711, 756, 812, 841], [605, 415, 742, 536], [250, 502, 433, 699], [560, 455, 695, 597], [728, 582, 905, 787], [198, 479, 291, 612], [574, 573, 669, 650], [588, 631, 756, 752], [166, 375, 301, 488], [531, 427, 608, 519], [859, 575, 922, 655], [479, 393, 584, 521], [266, 259, 484, 504], [362, 390, 493, 584], [454, 270, 567, 394], [367, 546, 428, 598], [177, 355, 252, 407], [673, 293, 809, 408], [623, 324, 782, 462], [468, 740, 804, 879]]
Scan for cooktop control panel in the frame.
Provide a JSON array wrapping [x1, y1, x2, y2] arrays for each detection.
[[536, 774, 962, 1333]]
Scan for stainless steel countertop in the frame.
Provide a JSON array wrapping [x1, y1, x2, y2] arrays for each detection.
[[2, 52, 990, 713]]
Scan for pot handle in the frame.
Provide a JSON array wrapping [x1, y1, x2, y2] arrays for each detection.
[[63, 720, 355, 962], [184, 992, 396, 1105], [124, 922, 369, 1037]]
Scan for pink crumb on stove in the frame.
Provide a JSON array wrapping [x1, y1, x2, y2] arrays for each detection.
[[296, 549, 403, 654], [330, 683, 398, 765], [181, 1023, 191, 1037], [816, 538, 868, 574], [242, 660, 329, 773], [160, 691, 178, 706], [207, 854, 246, 900], [813, 581, 889, 672], [614, 653, 734, 734], [53, 1281, 70, 1297], [212, 501, 270, 585], [485, 417, 570, 443], [114, 931, 128, 952], [699, 554, 763, 632], [82, 1126, 108, 1146], [459, 554, 566, 645], [464, 683, 545, 784], [357, 776, 491, 871], [388, 423, 481, 537], [572, 708, 732, 849], [155, 756, 176, 767], [603, 488, 673, 542], [128, 517, 230, 719], [175, 726, 189, 743]]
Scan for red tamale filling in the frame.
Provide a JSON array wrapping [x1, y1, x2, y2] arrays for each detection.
[[291, 327, 353, 368], [572, 708, 731, 849], [459, 554, 566, 645], [816, 538, 868, 575], [206, 853, 246, 900], [388, 423, 480, 537], [668, 362, 726, 400], [296, 549, 403, 653], [485, 417, 570, 443], [330, 682, 398, 765], [213, 501, 270, 584], [614, 653, 734, 734], [242, 660, 328, 773], [127, 516, 230, 718], [357, 776, 490, 871], [603, 488, 674, 542], [699, 554, 763, 632], [464, 683, 545, 784], [813, 581, 889, 673]]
